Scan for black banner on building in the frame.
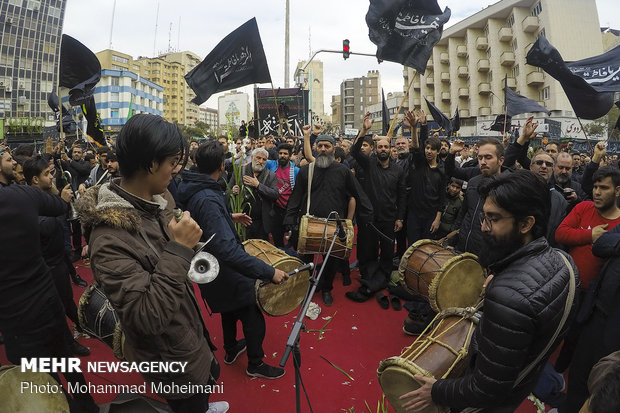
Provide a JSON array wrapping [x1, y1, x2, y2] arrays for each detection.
[[255, 88, 309, 136]]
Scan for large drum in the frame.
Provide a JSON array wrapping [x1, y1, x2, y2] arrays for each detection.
[[399, 240, 486, 312], [297, 215, 354, 259], [243, 239, 310, 317], [377, 309, 480, 413], [78, 283, 125, 360], [0, 365, 70, 412]]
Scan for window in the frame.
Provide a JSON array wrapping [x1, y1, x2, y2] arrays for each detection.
[[110, 92, 119, 101], [111, 77, 120, 86], [541, 87, 550, 100], [538, 28, 546, 39], [8, 0, 21, 6], [483, 25, 489, 37], [512, 65, 520, 78], [112, 55, 129, 64], [111, 110, 119, 118], [111, 65, 124, 71], [507, 14, 514, 27], [532, 2, 543, 17], [512, 39, 518, 52], [486, 48, 492, 59]]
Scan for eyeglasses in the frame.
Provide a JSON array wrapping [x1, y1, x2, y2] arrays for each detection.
[[533, 160, 554, 167], [479, 212, 513, 228]]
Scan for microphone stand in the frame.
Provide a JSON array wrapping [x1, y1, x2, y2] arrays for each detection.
[[280, 214, 342, 413]]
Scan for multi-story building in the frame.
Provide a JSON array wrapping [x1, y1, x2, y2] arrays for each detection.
[[93, 69, 163, 132], [601, 27, 620, 51], [367, 91, 408, 135], [330, 95, 341, 128], [295, 59, 325, 117], [339, 70, 381, 131], [218, 91, 250, 129], [404, 0, 604, 138], [96, 49, 201, 126], [0, 0, 66, 124], [199, 107, 218, 134]]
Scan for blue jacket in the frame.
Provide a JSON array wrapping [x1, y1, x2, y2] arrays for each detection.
[[177, 171, 274, 313], [265, 160, 299, 188]]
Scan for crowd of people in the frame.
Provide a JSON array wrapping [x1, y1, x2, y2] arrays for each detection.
[[1, 109, 620, 412]]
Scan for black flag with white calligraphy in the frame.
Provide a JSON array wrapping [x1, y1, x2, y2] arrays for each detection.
[[526, 36, 616, 120], [185, 18, 272, 105], [490, 114, 511, 133], [366, 0, 450, 74]]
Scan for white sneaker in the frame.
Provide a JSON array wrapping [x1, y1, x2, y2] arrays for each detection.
[[206, 401, 229, 413]]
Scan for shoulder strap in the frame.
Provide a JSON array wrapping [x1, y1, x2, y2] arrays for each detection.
[[513, 250, 576, 387], [306, 162, 314, 216]]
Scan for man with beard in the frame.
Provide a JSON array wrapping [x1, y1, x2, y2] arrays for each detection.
[[284, 132, 368, 306], [345, 113, 407, 303], [404, 109, 445, 244], [529, 152, 568, 249], [550, 152, 587, 211], [23, 155, 90, 356], [545, 141, 560, 159], [439, 138, 450, 167], [80, 146, 111, 191], [265, 143, 299, 247], [394, 135, 412, 261], [561, 168, 620, 412], [231, 147, 279, 240], [554, 166, 620, 374], [572, 152, 585, 183], [400, 170, 578, 412]]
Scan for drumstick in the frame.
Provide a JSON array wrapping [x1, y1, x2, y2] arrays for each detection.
[[259, 263, 314, 287]]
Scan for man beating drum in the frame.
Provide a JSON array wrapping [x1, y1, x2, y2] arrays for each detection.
[[397, 170, 578, 412]]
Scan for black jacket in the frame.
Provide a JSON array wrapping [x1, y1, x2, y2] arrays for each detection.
[[350, 138, 407, 223], [432, 238, 579, 410], [177, 171, 274, 313], [454, 173, 488, 256], [228, 164, 279, 232]]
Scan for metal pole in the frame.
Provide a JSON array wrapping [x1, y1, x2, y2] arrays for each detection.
[[285, 0, 290, 88]]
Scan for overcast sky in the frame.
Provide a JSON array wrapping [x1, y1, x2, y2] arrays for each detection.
[[63, 0, 619, 113]]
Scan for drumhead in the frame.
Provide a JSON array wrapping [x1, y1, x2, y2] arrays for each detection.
[[377, 358, 444, 413], [0, 366, 70, 412], [255, 257, 310, 317], [428, 253, 485, 313]]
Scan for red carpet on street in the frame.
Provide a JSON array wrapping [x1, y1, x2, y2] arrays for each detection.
[[1, 256, 551, 412]]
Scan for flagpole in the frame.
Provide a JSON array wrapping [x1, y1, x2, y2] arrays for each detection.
[[388, 71, 417, 138], [269, 83, 291, 136], [502, 76, 508, 137], [576, 117, 593, 154]]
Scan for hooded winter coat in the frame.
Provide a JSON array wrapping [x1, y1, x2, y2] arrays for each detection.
[[76, 179, 215, 399]]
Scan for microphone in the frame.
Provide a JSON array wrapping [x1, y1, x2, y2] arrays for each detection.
[[334, 212, 347, 242], [288, 262, 314, 276]]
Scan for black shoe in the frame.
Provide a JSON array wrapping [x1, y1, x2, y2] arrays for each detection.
[[376, 293, 389, 310], [345, 291, 370, 303], [71, 340, 91, 356], [224, 339, 247, 365], [246, 362, 285, 379], [322, 291, 333, 307], [71, 273, 87, 287], [403, 313, 431, 336]]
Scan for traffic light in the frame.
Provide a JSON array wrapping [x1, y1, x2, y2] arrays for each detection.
[[377, 57, 383, 64], [343, 39, 350, 60]]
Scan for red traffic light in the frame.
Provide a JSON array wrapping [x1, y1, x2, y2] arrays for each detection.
[[343, 39, 350, 60]]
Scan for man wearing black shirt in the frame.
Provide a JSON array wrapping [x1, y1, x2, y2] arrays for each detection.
[[347, 113, 407, 301]]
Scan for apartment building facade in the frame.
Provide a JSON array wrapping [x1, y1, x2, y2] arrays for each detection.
[[339, 70, 381, 131]]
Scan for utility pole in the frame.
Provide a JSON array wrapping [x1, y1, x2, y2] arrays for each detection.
[[284, 0, 290, 88], [109, 0, 117, 49]]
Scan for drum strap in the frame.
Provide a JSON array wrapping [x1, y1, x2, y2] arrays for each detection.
[[460, 251, 576, 413], [306, 162, 314, 215]]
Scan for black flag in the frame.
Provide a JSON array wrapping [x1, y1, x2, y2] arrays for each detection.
[[60, 35, 101, 106], [425, 98, 451, 133], [366, 0, 450, 74], [490, 114, 512, 132], [504, 75, 550, 117], [81, 96, 106, 146], [614, 101, 620, 132], [526, 36, 615, 120], [382, 89, 390, 135], [185, 18, 272, 105], [451, 107, 460, 133]]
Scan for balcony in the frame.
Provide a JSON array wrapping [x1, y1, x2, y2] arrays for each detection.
[[412, 98, 421, 106], [479, 107, 491, 116], [458, 66, 469, 78], [500, 51, 516, 66], [426, 77, 435, 87], [479, 83, 491, 94], [413, 81, 421, 89], [441, 72, 451, 83], [459, 109, 470, 118], [477, 59, 490, 72], [506, 77, 517, 89], [476, 37, 488, 50], [526, 71, 545, 86], [440, 52, 449, 63], [458, 88, 469, 98], [456, 45, 468, 57], [427, 59, 434, 69], [522, 16, 539, 33], [498, 27, 513, 42], [442, 92, 451, 101], [426, 95, 435, 103]]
